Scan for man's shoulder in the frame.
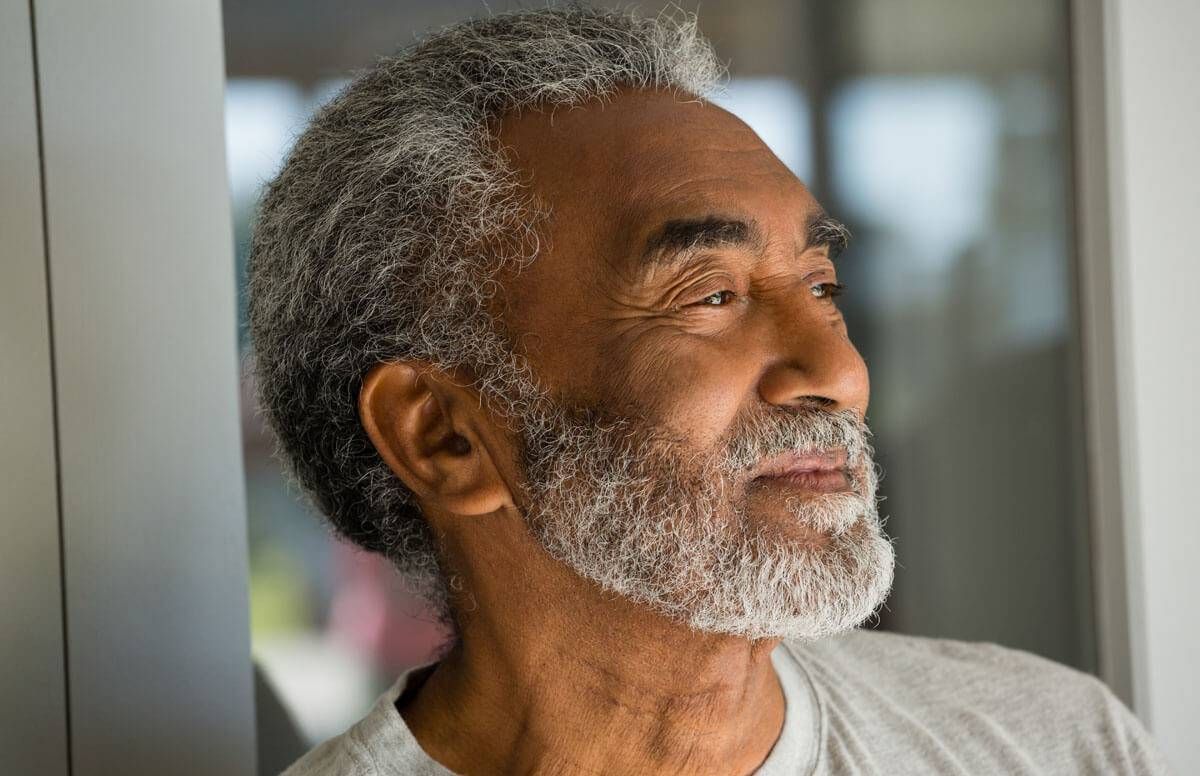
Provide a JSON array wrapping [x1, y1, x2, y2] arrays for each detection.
[[279, 672, 450, 776], [784, 627, 1107, 707], [779, 629, 1170, 774], [282, 728, 373, 776]]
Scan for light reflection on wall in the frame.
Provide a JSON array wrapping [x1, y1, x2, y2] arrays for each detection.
[[713, 77, 812, 183], [832, 77, 1000, 278]]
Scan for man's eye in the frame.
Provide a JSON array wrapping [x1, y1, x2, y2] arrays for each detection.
[[696, 290, 736, 306], [810, 282, 846, 300]]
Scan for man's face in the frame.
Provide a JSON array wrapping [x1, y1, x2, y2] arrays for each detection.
[[490, 88, 894, 640]]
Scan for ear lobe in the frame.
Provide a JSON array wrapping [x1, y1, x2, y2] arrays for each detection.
[[358, 361, 513, 517]]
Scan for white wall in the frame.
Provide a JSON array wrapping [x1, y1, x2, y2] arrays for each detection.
[[1105, 0, 1200, 770]]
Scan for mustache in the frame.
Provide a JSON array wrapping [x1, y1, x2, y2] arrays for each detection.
[[516, 393, 874, 495], [719, 403, 874, 476]]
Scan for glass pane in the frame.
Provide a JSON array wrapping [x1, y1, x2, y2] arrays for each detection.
[[828, 70, 1089, 664]]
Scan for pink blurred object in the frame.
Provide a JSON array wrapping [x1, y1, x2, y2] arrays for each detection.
[[328, 543, 450, 673]]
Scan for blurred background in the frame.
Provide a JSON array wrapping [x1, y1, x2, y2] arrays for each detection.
[[221, 0, 1091, 766]]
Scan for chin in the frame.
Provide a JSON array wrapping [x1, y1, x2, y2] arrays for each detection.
[[675, 513, 895, 643]]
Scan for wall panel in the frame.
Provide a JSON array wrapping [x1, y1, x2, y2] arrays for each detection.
[[0, 0, 69, 770], [32, 1, 256, 773]]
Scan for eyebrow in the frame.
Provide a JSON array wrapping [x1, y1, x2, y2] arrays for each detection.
[[638, 211, 851, 268], [640, 216, 762, 267], [806, 212, 852, 259]]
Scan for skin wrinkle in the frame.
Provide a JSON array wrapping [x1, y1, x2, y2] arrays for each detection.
[[592, 244, 844, 441], [585, 227, 844, 436]]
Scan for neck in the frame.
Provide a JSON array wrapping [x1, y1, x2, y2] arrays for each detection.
[[399, 511, 787, 776]]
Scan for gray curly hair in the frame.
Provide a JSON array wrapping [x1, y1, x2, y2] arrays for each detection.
[[246, 5, 725, 615]]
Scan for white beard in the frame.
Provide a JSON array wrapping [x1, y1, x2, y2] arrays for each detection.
[[516, 400, 896, 642]]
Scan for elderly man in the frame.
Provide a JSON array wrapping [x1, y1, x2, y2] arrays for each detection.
[[249, 6, 1167, 775]]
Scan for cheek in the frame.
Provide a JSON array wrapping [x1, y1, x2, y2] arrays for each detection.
[[609, 335, 762, 449]]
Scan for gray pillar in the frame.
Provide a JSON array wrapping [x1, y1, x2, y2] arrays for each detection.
[[0, 0, 69, 772], [11, 0, 258, 773]]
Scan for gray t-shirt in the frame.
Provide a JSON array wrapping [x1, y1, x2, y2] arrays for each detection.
[[282, 629, 1170, 775]]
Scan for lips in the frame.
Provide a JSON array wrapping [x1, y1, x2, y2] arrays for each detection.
[[750, 449, 852, 494]]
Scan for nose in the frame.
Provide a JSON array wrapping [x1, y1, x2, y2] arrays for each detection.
[[757, 310, 870, 418]]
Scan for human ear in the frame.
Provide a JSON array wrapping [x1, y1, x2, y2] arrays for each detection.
[[358, 361, 514, 517]]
